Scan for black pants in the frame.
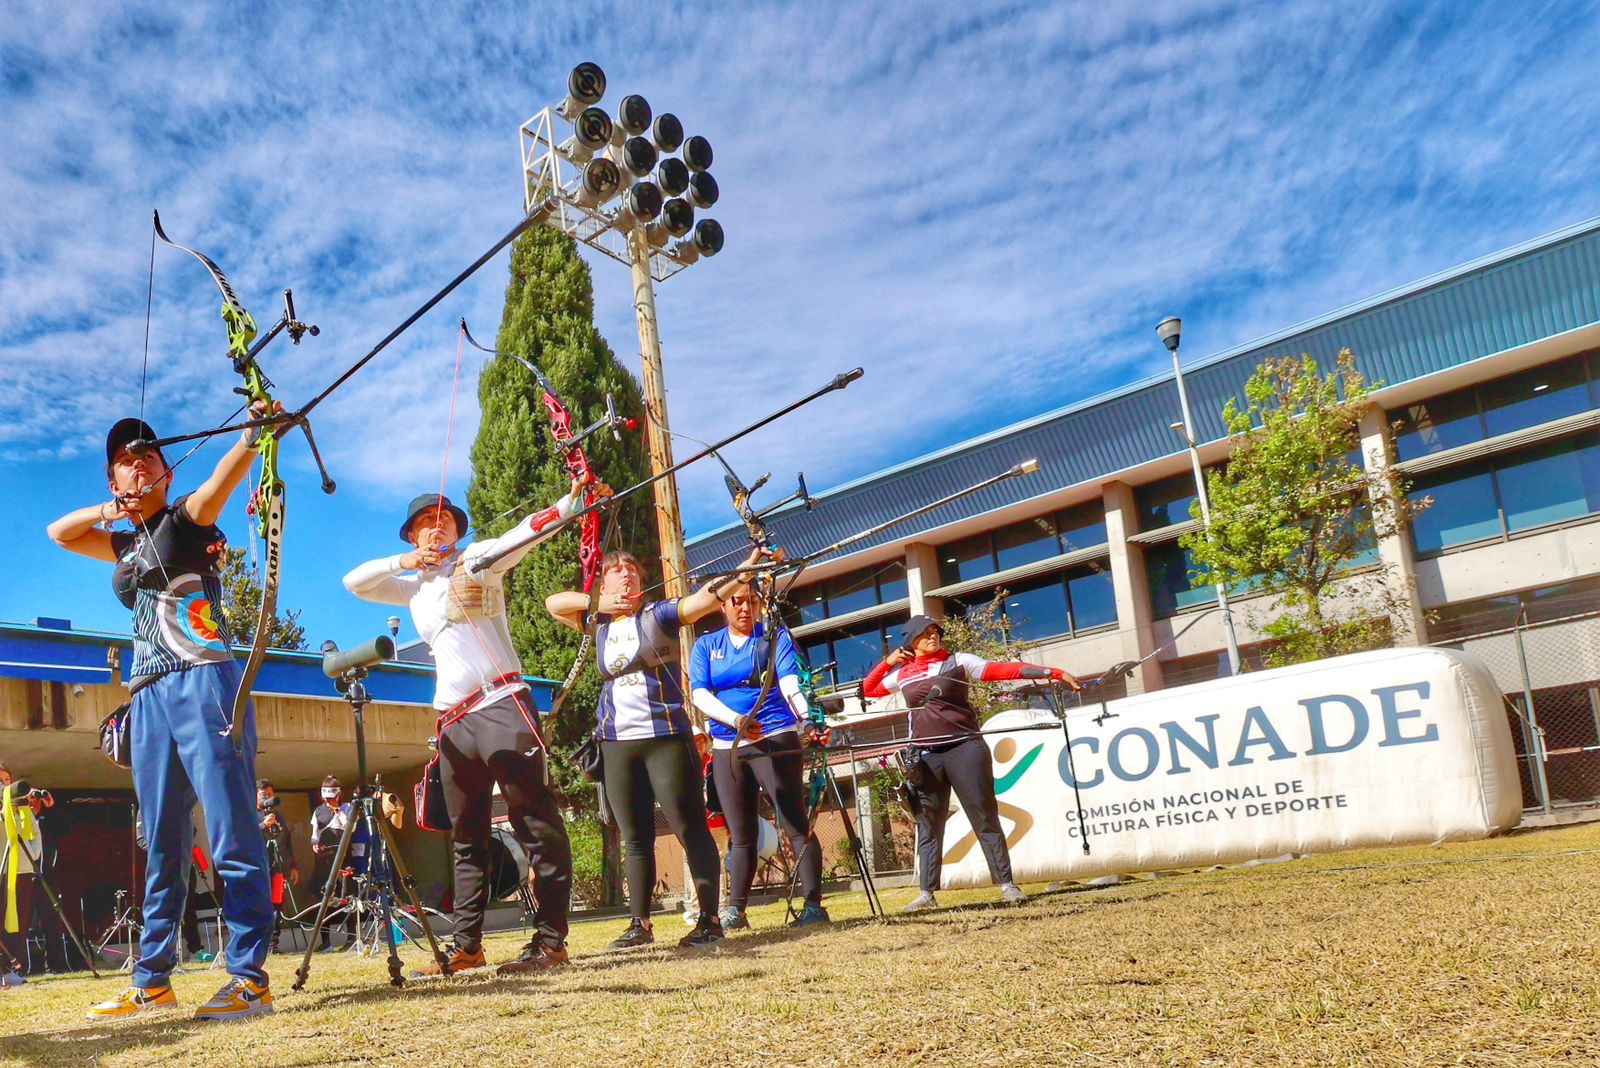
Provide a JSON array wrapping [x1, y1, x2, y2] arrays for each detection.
[[914, 737, 1013, 893], [601, 734, 720, 920], [439, 695, 571, 951], [712, 733, 822, 909]]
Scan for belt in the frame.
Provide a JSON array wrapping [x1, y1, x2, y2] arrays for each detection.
[[436, 673, 526, 733]]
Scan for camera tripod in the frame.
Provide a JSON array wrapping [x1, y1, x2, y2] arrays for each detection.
[[292, 667, 449, 989], [95, 888, 142, 973]]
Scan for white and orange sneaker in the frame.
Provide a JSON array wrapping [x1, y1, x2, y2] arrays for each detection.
[[86, 985, 178, 1020], [193, 976, 274, 1022]]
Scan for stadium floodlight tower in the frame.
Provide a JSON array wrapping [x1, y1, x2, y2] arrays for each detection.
[[520, 62, 725, 607]]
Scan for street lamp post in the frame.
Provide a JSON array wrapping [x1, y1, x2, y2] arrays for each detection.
[[1157, 316, 1242, 677]]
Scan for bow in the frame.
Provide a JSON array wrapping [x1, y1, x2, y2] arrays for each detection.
[[459, 318, 634, 721], [713, 460, 816, 745], [151, 211, 329, 740]]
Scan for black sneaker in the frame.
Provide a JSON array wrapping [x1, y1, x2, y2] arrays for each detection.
[[608, 919, 654, 950], [678, 913, 724, 949]]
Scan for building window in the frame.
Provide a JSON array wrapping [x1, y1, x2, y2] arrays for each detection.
[[954, 564, 1117, 643], [1135, 473, 1200, 532], [1391, 351, 1598, 463], [1408, 430, 1600, 555], [1145, 542, 1215, 616], [788, 560, 908, 626], [937, 502, 1108, 586], [1428, 576, 1600, 642]]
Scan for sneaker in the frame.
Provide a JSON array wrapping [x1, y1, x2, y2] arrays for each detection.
[[410, 942, 487, 977], [718, 906, 749, 931], [193, 977, 273, 1022], [902, 891, 938, 912], [194, 949, 216, 963], [496, 942, 569, 975], [608, 919, 655, 951], [999, 882, 1026, 904], [2, 972, 25, 988], [790, 902, 831, 927], [678, 913, 724, 949], [86, 984, 178, 1019]]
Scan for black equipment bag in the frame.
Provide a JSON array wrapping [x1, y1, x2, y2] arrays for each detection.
[[895, 744, 931, 791], [414, 755, 451, 833], [575, 733, 604, 783], [99, 702, 133, 769]]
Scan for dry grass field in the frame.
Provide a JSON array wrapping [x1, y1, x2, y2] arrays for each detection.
[[3, 822, 1598, 1066]]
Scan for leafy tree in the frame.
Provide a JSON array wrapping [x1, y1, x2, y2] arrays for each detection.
[[465, 224, 653, 904], [1179, 349, 1427, 666], [217, 546, 307, 650]]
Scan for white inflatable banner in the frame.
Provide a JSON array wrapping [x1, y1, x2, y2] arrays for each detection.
[[938, 647, 1522, 889]]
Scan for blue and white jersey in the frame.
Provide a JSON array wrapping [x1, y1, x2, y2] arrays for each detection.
[[690, 623, 801, 745], [595, 599, 691, 740]]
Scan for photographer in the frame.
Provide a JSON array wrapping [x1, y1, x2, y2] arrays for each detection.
[[0, 762, 52, 984], [256, 781, 300, 954]]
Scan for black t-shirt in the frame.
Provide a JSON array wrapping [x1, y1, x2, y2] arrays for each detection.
[[109, 494, 233, 681]]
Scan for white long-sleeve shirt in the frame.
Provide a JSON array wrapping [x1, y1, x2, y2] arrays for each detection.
[[342, 492, 580, 711]]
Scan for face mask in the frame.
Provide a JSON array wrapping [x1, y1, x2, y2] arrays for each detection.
[[321, 789, 339, 800]]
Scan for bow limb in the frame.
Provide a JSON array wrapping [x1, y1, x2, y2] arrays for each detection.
[[152, 211, 279, 741]]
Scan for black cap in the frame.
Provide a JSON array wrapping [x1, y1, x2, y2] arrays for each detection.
[[106, 417, 159, 464], [400, 493, 469, 542], [901, 614, 943, 646]]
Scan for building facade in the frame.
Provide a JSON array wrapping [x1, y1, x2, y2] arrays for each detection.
[[687, 216, 1600, 815]]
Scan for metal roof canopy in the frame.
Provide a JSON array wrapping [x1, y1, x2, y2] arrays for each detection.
[[687, 216, 1600, 576]]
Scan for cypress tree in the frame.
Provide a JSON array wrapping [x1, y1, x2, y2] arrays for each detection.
[[465, 225, 654, 811]]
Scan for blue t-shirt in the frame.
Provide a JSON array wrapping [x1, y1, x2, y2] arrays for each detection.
[[595, 599, 690, 740], [690, 623, 800, 744]]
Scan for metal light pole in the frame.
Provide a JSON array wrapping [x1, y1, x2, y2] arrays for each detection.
[[519, 63, 727, 605], [1157, 317, 1242, 676]]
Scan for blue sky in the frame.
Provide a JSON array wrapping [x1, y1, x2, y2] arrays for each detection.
[[3, 1, 1599, 651]]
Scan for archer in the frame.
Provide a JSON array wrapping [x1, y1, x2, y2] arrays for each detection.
[[342, 476, 597, 976], [46, 411, 282, 1022]]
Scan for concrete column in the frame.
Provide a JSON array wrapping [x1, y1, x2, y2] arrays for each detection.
[[1103, 481, 1164, 693], [1358, 405, 1428, 645], [904, 542, 942, 620]]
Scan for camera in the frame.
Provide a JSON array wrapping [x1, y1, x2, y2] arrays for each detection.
[[258, 794, 282, 811]]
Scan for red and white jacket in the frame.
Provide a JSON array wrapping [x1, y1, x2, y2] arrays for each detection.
[[863, 650, 1058, 742]]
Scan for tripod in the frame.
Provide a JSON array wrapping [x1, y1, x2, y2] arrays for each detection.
[[777, 742, 883, 922], [292, 667, 449, 989], [95, 889, 142, 973]]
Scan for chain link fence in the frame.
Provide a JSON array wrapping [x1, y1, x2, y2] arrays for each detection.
[[1432, 609, 1600, 812]]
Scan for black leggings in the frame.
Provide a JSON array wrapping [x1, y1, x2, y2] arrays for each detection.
[[601, 734, 721, 920], [914, 736, 1014, 893], [711, 732, 822, 909]]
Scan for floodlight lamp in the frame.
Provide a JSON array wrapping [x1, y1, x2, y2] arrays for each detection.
[[572, 157, 622, 208], [607, 135, 658, 178], [557, 62, 606, 120], [682, 135, 714, 172], [557, 106, 614, 162], [1156, 316, 1182, 352], [614, 180, 664, 230], [672, 217, 724, 262], [645, 197, 695, 246], [656, 157, 689, 197], [687, 170, 719, 209], [613, 94, 652, 140], [652, 113, 684, 153]]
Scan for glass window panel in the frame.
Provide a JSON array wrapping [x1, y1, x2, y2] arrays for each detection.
[[1057, 501, 1108, 550], [824, 568, 879, 618], [994, 515, 1059, 571], [1391, 389, 1482, 462], [1135, 473, 1199, 531], [938, 534, 994, 585], [831, 623, 888, 683], [1480, 358, 1592, 439], [793, 584, 829, 625], [876, 560, 908, 603], [1066, 566, 1117, 631], [1408, 463, 1501, 554], [1498, 432, 1600, 533], [800, 637, 833, 680], [998, 578, 1069, 643]]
